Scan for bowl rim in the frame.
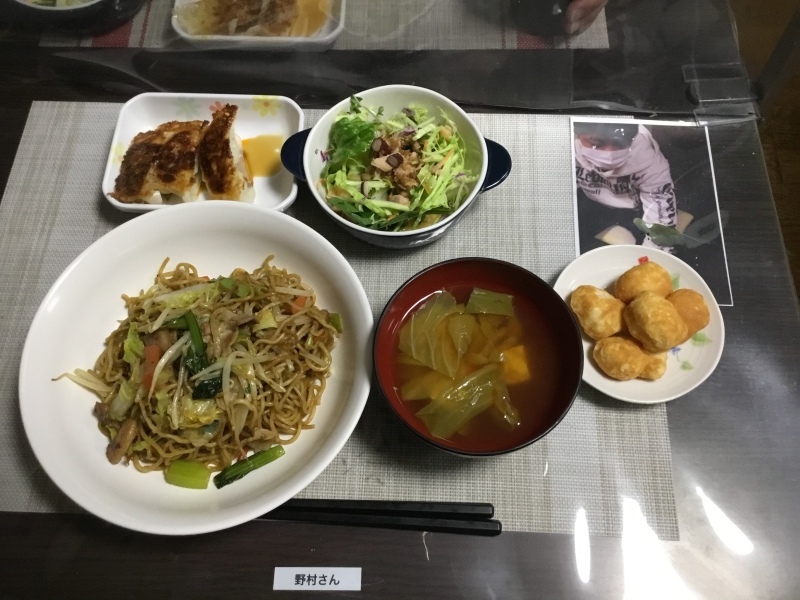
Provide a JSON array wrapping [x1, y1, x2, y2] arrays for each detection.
[[373, 256, 584, 457], [11, 0, 105, 11], [303, 84, 490, 239]]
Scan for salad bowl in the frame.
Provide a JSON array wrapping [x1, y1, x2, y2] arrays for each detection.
[[281, 85, 511, 248]]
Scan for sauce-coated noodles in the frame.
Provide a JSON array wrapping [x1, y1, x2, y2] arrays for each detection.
[[61, 257, 339, 474]]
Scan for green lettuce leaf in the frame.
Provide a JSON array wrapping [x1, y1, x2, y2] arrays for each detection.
[[325, 116, 377, 175]]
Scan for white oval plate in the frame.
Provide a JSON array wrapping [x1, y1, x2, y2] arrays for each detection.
[[19, 202, 372, 535], [102, 93, 304, 213], [553, 246, 725, 404]]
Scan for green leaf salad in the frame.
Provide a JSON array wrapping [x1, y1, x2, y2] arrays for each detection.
[[319, 97, 478, 231]]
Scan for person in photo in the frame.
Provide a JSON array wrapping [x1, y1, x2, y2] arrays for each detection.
[[574, 122, 677, 252]]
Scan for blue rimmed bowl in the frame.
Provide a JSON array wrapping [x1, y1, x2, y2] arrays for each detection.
[[281, 85, 512, 249]]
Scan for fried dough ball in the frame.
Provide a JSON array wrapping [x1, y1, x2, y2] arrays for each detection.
[[570, 285, 626, 340], [667, 289, 710, 344], [639, 351, 668, 380], [593, 336, 648, 381], [624, 291, 688, 353], [614, 261, 673, 303]]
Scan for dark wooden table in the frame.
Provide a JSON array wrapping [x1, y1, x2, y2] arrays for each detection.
[[1, 2, 798, 598]]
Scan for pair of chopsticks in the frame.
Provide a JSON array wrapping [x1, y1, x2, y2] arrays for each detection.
[[261, 499, 502, 536]]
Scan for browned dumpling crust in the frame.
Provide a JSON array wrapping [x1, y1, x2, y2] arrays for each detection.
[[113, 120, 207, 203], [593, 336, 648, 380], [624, 291, 688, 353], [570, 285, 626, 340], [667, 289, 710, 344], [614, 261, 673, 303], [198, 104, 251, 201]]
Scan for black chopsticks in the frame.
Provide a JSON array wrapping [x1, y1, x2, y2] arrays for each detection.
[[260, 499, 502, 536]]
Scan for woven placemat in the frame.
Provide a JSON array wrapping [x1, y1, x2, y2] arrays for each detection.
[[40, 0, 608, 50], [0, 102, 676, 539]]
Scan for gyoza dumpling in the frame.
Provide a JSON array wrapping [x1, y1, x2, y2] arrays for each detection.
[[113, 120, 207, 204], [199, 104, 254, 202]]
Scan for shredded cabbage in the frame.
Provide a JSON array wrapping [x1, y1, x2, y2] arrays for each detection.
[[153, 282, 217, 309], [123, 323, 144, 364]]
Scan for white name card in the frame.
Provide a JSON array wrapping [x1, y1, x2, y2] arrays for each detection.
[[273, 567, 362, 591]]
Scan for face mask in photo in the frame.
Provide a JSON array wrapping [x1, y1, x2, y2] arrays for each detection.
[[581, 146, 632, 170]]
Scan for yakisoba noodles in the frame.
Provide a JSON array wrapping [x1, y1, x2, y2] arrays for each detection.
[[58, 257, 340, 488]]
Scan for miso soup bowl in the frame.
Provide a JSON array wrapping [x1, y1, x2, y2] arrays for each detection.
[[280, 85, 512, 249], [373, 258, 584, 456]]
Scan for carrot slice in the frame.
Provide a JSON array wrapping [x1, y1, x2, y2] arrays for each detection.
[[288, 296, 308, 314], [141, 344, 162, 391]]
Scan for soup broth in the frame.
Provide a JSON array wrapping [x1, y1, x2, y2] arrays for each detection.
[[394, 285, 569, 453]]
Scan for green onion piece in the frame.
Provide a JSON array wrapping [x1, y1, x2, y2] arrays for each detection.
[[465, 288, 515, 317], [181, 311, 222, 399], [193, 376, 222, 400], [163, 315, 189, 330], [330, 312, 344, 333], [237, 282, 251, 298], [164, 460, 211, 489], [184, 311, 206, 374], [183, 311, 204, 355], [213, 446, 286, 489]]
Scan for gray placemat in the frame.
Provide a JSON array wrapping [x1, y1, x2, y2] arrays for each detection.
[[40, 0, 609, 50], [0, 102, 677, 539]]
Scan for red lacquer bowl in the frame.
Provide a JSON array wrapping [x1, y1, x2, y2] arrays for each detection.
[[374, 258, 584, 456]]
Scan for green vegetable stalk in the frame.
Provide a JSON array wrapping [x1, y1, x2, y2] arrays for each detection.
[[182, 311, 222, 400], [164, 460, 211, 489], [213, 446, 286, 489]]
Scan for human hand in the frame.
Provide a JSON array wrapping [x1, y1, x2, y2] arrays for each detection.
[[565, 0, 608, 35]]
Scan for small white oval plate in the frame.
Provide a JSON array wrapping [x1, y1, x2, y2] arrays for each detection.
[[553, 246, 725, 404], [102, 93, 304, 213], [19, 202, 372, 535]]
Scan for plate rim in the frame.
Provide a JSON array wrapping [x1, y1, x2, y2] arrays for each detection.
[[553, 245, 725, 405], [18, 202, 373, 535]]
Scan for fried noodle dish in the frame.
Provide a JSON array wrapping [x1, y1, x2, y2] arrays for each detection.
[[58, 257, 341, 488]]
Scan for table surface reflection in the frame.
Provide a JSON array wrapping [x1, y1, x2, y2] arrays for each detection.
[[1, 1, 798, 598]]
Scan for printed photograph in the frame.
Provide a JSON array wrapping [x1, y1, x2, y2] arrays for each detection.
[[571, 118, 732, 305]]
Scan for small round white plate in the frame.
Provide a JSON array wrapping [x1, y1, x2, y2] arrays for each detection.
[[19, 202, 372, 535], [553, 246, 725, 404]]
